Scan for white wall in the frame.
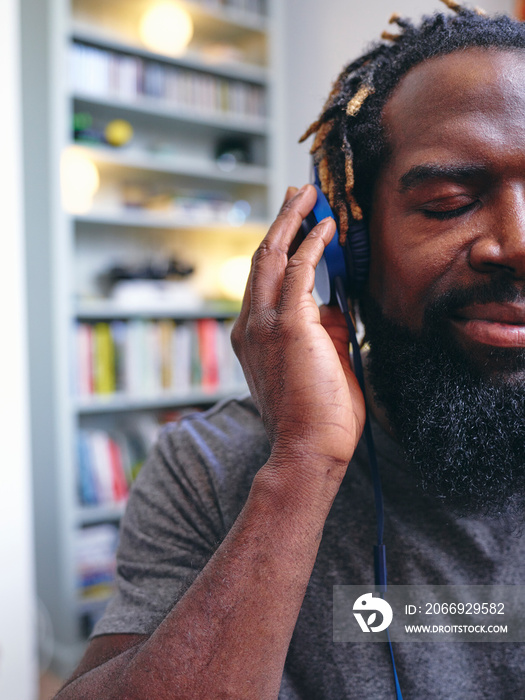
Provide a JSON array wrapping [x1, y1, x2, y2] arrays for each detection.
[[0, 0, 37, 699], [283, 0, 515, 189]]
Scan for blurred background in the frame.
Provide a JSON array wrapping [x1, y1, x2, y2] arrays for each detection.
[[1, 0, 516, 698]]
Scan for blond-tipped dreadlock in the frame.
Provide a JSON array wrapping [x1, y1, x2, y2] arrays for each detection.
[[440, 0, 462, 11], [346, 84, 375, 117], [296, 0, 525, 264], [381, 31, 401, 42]]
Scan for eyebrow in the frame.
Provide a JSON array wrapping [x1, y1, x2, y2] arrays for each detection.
[[398, 164, 487, 192]]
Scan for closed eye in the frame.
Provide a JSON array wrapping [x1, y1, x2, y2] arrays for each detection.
[[421, 200, 478, 221]]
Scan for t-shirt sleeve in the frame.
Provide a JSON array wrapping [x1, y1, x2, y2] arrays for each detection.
[[91, 396, 269, 638]]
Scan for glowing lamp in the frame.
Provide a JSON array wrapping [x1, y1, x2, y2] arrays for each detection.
[[139, 2, 194, 57], [218, 255, 251, 302], [61, 147, 100, 214]]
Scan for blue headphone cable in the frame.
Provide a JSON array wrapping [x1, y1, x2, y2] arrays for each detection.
[[334, 277, 404, 700]]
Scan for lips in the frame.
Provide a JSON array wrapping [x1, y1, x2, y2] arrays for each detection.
[[451, 303, 525, 348]]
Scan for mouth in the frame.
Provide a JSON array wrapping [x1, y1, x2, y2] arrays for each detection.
[[451, 303, 525, 348]]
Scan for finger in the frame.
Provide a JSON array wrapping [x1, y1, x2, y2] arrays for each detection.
[[320, 304, 366, 431], [249, 185, 319, 310], [237, 185, 303, 321], [265, 184, 317, 249], [279, 217, 336, 310], [282, 185, 298, 206], [320, 304, 351, 365]]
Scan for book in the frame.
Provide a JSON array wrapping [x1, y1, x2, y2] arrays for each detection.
[[159, 319, 175, 389], [107, 436, 129, 502], [93, 323, 115, 394], [77, 430, 98, 506], [76, 323, 94, 397], [89, 430, 115, 504], [110, 320, 127, 393], [198, 318, 219, 391]]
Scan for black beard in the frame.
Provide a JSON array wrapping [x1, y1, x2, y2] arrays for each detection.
[[361, 278, 525, 522]]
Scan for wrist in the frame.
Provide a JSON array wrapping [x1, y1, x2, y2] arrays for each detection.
[[253, 448, 350, 521]]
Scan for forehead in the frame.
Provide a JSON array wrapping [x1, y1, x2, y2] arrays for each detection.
[[381, 48, 525, 175]]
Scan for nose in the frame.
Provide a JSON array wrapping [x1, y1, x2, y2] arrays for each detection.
[[469, 187, 525, 279]]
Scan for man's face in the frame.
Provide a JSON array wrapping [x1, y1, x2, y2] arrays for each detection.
[[369, 47, 525, 384], [363, 48, 525, 518]]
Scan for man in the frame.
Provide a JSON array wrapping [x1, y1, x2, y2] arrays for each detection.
[[56, 3, 525, 698]]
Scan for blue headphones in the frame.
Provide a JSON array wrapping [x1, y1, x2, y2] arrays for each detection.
[[298, 168, 370, 303]]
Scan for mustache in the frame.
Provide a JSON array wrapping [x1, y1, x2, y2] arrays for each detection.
[[426, 278, 525, 324]]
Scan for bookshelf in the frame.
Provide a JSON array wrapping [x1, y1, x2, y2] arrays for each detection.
[[29, 0, 284, 675]]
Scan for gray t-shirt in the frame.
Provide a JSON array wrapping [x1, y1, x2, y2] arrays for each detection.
[[93, 394, 525, 699]]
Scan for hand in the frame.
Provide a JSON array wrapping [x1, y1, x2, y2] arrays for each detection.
[[232, 185, 366, 479]]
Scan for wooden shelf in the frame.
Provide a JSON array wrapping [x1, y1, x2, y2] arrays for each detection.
[[183, 0, 268, 32], [74, 210, 268, 232], [73, 143, 270, 184], [76, 503, 127, 525], [72, 0, 268, 41], [73, 92, 269, 134], [75, 301, 241, 319], [75, 386, 248, 414]]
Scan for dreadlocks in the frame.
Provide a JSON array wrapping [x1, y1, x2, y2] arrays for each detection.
[[299, 0, 525, 246]]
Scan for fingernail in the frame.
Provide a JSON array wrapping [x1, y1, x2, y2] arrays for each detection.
[[320, 217, 336, 234], [298, 184, 309, 195]]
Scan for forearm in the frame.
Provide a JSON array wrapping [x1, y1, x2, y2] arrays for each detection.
[[57, 451, 344, 700]]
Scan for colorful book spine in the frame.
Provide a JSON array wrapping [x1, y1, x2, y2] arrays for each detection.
[[77, 431, 97, 505], [93, 323, 115, 394], [76, 322, 94, 397], [198, 318, 219, 391], [76, 523, 119, 600], [159, 319, 175, 389], [90, 430, 117, 504]]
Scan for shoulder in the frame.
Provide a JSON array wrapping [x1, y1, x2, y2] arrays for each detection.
[[157, 393, 270, 483], [130, 393, 271, 536], [162, 393, 267, 455]]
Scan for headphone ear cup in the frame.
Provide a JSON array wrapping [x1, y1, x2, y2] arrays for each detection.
[[310, 185, 347, 305], [306, 182, 370, 304], [344, 220, 370, 295]]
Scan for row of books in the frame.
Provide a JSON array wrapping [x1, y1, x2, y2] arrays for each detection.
[[202, 0, 267, 15], [77, 414, 161, 506], [77, 409, 203, 507], [76, 524, 119, 602], [74, 318, 245, 398], [70, 43, 266, 120]]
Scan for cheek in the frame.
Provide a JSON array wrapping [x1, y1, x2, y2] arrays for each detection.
[[367, 227, 457, 329]]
